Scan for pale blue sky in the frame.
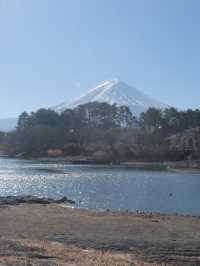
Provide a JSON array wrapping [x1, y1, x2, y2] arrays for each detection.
[[0, 0, 200, 118]]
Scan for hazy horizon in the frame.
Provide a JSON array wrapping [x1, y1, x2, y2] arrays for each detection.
[[1, 0, 200, 118]]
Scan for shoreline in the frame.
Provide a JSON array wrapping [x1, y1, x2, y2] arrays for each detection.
[[60, 202, 200, 218], [0, 195, 198, 218], [4, 155, 200, 171], [0, 195, 199, 218]]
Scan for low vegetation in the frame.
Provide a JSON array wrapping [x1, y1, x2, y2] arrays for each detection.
[[0, 239, 170, 266]]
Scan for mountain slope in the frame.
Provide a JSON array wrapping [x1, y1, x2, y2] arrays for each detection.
[[55, 80, 168, 116], [0, 80, 168, 132], [0, 117, 18, 132]]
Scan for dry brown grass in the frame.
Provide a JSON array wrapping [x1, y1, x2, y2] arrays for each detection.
[[0, 239, 170, 266], [0, 204, 198, 265]]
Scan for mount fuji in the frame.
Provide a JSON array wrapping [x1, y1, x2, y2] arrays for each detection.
[[0, 80, 168, 132], [54, 79, 168, 116]]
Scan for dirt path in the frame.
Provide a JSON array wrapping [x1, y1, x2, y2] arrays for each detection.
[[0, 204, 200, 265]]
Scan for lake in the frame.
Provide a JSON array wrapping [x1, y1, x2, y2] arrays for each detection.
[[0, 158, 200, 215]]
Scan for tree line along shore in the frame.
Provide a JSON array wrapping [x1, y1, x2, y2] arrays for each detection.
[[0, 102, 200, 164]]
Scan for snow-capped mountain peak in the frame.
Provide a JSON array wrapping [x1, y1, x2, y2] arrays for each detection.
[[89, 79, 117, 91], [54, 79, 168, 116]]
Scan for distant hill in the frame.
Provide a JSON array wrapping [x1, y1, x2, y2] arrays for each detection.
[[0, 117, 18, 132], [54, 79, 168, 116]]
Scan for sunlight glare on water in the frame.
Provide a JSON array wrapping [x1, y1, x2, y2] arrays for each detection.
[[0, 158, 200, 215]]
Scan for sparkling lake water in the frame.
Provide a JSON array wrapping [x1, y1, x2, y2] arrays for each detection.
[[0, 158, 200, 215]]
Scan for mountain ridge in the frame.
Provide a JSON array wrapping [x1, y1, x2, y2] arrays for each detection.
[[0, 80, 168, 132], [54, 79, 168, 116], [0, 117, 18, 132]]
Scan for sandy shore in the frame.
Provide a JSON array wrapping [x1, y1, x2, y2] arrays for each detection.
[[0, 204, 199, 265]]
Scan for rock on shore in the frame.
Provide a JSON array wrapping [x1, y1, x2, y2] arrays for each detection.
[[0, 195, 75, 205]]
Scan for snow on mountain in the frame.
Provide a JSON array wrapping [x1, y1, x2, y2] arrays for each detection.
[[54, 79, 168, 116], [0, 80, 168, 132]]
